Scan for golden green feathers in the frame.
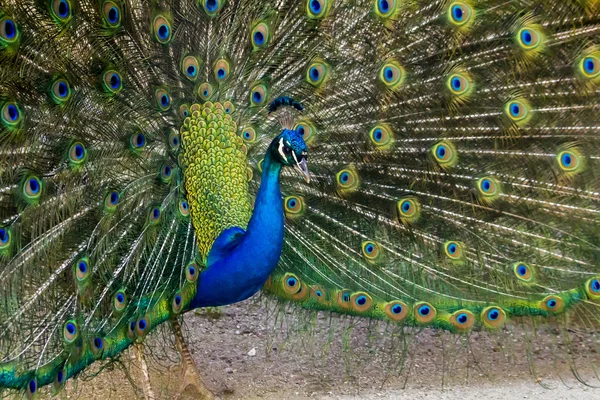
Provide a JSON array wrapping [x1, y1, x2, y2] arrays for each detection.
[[179, 101, 252, 258]]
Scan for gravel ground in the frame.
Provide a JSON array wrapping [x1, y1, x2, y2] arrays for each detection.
[[60, 296, 599, 400]]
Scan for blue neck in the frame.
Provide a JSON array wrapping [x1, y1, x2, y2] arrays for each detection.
[[190, 150, 284, 308]]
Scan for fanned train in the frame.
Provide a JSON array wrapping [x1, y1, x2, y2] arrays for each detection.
[[1, 0, 600, 398]]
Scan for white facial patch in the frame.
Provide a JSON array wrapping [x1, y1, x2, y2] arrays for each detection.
[[278, 138, 287, 163]]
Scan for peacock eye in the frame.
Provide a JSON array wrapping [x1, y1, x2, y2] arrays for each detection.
[[283, 146, 292, 155], [153, 16, 172, 43]]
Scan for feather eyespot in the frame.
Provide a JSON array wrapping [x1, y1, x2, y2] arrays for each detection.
[[153, 16, 172, 44], [504, 98, 531, 126], [557, 150, 580, 172], [51, 0, 72, 22], [476, 176, 501, 202], [198, 83, 213, 101], [431, 141, 458, 168], [334, 290, 352, 309], [375, 0, 397, 18], [448, 2, 473, 28], [385, 301, 408, 322], [178, 199, 189, 217], [113, 290, 127, 312], [583, 56, 599, 76], [154, 89, 171, 111], [102, 1, 121, 27], [414, 302, 436, 323], [310, 285, 327, 302], [504, 98, 532, 127], [293, 119, 316, 145], [540, 295, 564, 313], [214, 59, 230, 82], [351, 292, 372, 312], [306, 60, 329, 87], [585, 277, 600, 300], [513, 262, 534, 283], [517, 27, 542, 50], [104, 190, 119, 212], [136, 316, 150, 337], [68, 142, 87, 165], [202, 0, 222, 16], [284, 196, 305, 218], [91, 337, 105, 358], [577, 51, 600, 81], [481, 306, 505, 329], [306, 0, 331, 19], [168, 131, 180, 151], [251, 22, 270, 50], [63, 320, 79, 343], [181, 56, 199, 81], [396, 197, 421, 224], [186, 262, 199, 282], [26, 378, 37, 398], [0, 227, 11, 250], [379, 60, 404, 90], [286, 276, 298, 290], [172, 291, 184, 313], [148, 206, 161, 225], [447, 73, 471, 95], [23, 176, 42, 201], [369, 125, 393, 149], [241, 127, 256, 143], [159, 164, 172, 183], [282, 273, 304, 295], [0, 17, 18, 43], [361, 241, 383, 263], [74, 258, 90, 282], [51, 78, 71, 103], [250, 83, 268, 106], [507, 101, 527, 120], [130, 132, 146, 150], [127, 319, 137, 340], [336, 168, 359, 191], [53, 369, 66, 393], [450, 310, 475, 330], [102, 70, 123, 94], [1, 102, 22, 128], [444, 241, 464, 261]]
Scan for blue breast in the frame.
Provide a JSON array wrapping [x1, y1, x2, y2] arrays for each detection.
[[190, 153, 284, 308]]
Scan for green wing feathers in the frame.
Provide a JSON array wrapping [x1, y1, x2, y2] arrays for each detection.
[[180, 102, 252, 258]]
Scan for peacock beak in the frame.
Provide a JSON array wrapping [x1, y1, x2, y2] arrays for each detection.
[[294, 156, 310, 183]]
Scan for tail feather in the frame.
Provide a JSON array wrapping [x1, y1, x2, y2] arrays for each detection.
[[1, 0, 600, 396]]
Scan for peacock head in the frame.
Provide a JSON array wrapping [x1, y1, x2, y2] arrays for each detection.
[[270, 129, 310, 183]]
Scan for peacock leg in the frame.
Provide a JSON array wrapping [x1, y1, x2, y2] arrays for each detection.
[[170, 318, 215, 400], [132, 343, 156, 400]]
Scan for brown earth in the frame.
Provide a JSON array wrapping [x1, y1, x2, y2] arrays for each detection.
[[54, 296, 599, 400]]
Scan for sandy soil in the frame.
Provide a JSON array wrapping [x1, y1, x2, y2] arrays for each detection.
[[54, 296, 599, 400]]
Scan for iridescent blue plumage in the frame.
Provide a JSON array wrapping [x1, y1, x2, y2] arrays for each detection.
[[193, 129, 308, 306]]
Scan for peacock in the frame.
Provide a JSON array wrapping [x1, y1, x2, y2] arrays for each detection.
[[1, 0, 600, 397]]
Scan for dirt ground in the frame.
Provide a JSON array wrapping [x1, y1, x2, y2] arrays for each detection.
[[56, 296, 599, 400]]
